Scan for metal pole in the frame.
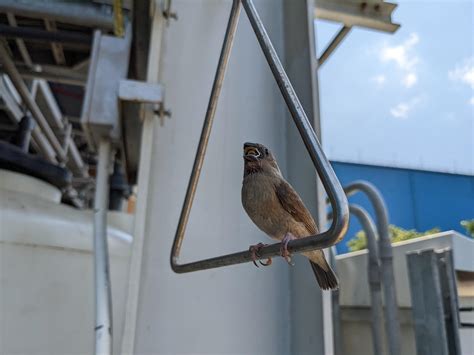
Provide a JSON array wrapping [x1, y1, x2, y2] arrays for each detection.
[[93, 139, 113, 355], [349, 204, 384, 355], [344, 181, 400, 355], [318, 26, 351, 67]]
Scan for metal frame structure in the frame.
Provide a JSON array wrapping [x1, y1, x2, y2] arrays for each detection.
[[343, 181, 401, 355], [170, 0, 349, 274]]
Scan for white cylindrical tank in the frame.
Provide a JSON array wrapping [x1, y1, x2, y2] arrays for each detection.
[[0, 169, 132, 355]]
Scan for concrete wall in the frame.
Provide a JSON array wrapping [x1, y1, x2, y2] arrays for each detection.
[[133, 1, 295, 354]]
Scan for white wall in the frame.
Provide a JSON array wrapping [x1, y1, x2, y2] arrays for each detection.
[[133, 1, 296, 354]]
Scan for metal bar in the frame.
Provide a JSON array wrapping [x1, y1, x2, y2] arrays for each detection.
[[170, 0, 349, 274], [329, 247, 342, 355], [43, 20, 66, 65], [0, 0, 114, 30], [348, 204, 384, 355], [436, 249, 462, 354], [0, 66, 86, 86], [344, 181, 400, 355], [406, 249, 449, 355], [0, 44, 66, 161], [0, 24, 92, 45], [318, 26, 351, 67], [6, 13, 33, 67], [93, 139, 113, 355]]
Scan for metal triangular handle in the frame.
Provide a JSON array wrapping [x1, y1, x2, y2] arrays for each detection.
[[171, 0, 349, 273]]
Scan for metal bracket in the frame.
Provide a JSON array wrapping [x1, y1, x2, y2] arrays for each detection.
[[170, 0, 349, 274]]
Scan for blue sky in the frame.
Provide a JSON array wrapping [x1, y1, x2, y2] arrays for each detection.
[[316, 0, 473, 175]]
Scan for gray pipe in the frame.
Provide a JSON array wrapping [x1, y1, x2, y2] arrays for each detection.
[[93, 140, 113, 355], [344, 181, 400, 355], [349, 204, 384, 355], [0, 0, 114, 30]]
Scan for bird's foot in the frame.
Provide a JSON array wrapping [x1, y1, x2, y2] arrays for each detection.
[[280, 233, 295, 266], [249, 243, 272, 268]]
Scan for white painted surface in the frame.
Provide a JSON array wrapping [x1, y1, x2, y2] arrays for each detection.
[[0, 183, 133, 355], [132, 1, 300, 354], [0, 168, 61, 202]]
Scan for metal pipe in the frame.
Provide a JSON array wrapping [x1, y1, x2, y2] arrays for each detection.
[[329, 247, 342, 355], [93, 139, 113, 355], [348, 204, 384, 355], [0, 24, 92, 45], [170, 0, 349, 274], [0, 44, 66, 161], [0, 0, 114, 30], [318, 26, 351, 67], [344, 181, 400, 355]]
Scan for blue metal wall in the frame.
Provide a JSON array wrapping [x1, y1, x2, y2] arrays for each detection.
[[331, 161, 474, 254]]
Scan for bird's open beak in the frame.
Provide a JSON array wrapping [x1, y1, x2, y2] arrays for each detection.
[[244, 154, 258, 162]]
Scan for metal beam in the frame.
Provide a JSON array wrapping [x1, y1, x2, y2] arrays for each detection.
[[118, 80, 163, 104], [315, 0, 400, 33], [0, 24, 92, 45], [43, 20, 66, 65], [0, 0, 115, 30], [0, 65, 86, 87], [318, 26, 351, 67], [6, 13, 33, 67]]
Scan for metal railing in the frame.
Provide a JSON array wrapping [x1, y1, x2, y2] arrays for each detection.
[[170, 0, 349, 274], [342, 181, 401, 355]]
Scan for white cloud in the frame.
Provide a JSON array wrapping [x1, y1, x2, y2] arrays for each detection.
[[449, 57, 474, 88], [380, 33, 420, 88], [371, 74, 386, 86], [469, 96, 474, 105], [402, 73, 417, 88], [390, 96, 421, 119]]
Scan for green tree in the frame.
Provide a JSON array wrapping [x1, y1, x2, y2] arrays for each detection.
[[460, 219, 474, 238], [347, 225, 441, 252]]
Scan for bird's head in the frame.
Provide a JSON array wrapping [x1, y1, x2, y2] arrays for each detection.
[[243, 142, 281, 176]]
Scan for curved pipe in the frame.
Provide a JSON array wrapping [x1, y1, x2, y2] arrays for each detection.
[[170, 0, 349, 274], [348, 204, 384, 355], [343, 181, 401, 355]]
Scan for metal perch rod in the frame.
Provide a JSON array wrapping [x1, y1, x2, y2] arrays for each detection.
[[170, 0, 349, 274]]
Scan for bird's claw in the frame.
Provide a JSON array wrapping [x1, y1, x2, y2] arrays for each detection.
[[249, 243, 272, 268], [280, 234, 295, 266]]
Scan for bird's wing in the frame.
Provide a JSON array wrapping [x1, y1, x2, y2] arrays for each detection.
[[274, 179, 318, 235]]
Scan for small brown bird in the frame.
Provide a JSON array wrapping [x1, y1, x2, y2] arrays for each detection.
[[241, 142, 338, 290]]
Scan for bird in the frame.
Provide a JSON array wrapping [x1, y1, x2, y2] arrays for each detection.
[[241, 142, 338, 290]]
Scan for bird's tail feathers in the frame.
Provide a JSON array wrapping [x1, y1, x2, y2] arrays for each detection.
[[309, 260, 339, 290]]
